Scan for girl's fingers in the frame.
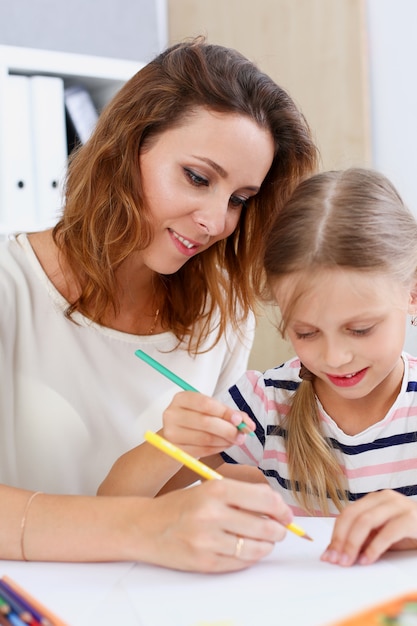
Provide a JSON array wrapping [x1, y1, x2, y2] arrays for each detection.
[[321, 491, 417, 567], [226, 406, 256, 436], [163, 391, 254, 450]]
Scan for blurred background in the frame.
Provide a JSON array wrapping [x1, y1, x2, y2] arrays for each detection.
[[0, 0, 415, 367]]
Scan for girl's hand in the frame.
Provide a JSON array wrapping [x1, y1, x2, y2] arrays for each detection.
[[99, 392, 256, 497], [321, 490, 417, 567], [161, 390, 255, 458]]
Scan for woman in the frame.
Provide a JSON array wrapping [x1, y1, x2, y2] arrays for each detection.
[[0, 37, 317, 569]]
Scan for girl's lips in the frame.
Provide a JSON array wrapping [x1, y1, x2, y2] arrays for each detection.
[[168, 228, 202, 257], [326, 367, 368, 388]]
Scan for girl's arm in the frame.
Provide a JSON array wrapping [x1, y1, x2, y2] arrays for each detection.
[[0, 481, 292, 572], [321, 490, 417, 567], [98, 390, 256, 496]]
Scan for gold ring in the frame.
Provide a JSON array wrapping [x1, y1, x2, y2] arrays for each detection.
[[234, 536, 244, 559]]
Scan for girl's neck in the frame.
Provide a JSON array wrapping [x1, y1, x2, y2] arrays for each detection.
[[313, 357, 404, 436]]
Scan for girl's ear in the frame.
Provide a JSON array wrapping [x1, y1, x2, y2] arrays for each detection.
[[408, 280, 417, 314]]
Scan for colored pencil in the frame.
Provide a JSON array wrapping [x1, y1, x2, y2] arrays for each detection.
[[0, 612, 9, 626], [0, 596, 9, 616], [7, 611, 30, 626], [0, 583, 38, 625], [0, 579, 47, 626], [144, 430, 313, 541], [135, 349, 254, 435], [1, 578, 69, 626]]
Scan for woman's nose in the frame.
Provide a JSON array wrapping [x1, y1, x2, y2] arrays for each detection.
[[193, 201, 229, 236]]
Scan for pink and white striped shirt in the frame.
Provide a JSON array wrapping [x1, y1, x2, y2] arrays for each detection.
[[220, 353, 417, 515]]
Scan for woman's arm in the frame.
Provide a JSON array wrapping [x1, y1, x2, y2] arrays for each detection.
[[0, 481, 292, 572], [98, 390, 255, 496]]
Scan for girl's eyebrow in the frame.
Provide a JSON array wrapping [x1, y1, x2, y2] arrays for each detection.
[[192, 155, 260, 192], [291, 314, 382, 328]]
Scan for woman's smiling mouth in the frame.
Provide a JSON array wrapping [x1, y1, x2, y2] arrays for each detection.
[[168, 228, 202, 256], [169, 229, 195, 249]]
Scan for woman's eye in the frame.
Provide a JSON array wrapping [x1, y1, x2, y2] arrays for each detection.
[[229, 195, 249, 209], [184, 168, 209, 187]]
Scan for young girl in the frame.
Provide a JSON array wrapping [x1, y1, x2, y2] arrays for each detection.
[[101, 168, 417, 567]]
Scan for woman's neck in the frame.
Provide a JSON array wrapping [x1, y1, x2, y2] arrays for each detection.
[[28, 230, 163, 335]]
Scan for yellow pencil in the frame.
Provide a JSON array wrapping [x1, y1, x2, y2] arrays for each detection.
[[144, 430, 313, 541]]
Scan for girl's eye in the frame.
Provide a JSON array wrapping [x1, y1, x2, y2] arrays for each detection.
[[295, 331, 318, 340], [184, 168, 209, 187], [229, 195, 249, 209], [350, 327, 373, 336]]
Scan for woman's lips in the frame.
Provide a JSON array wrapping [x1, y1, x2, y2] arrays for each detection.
[[168, 228, 201, 257]]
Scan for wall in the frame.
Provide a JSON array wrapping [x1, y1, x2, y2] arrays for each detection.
[[0, 0, 167, 62], [366, 0, 417, 355], [168, 0, 371, 370]]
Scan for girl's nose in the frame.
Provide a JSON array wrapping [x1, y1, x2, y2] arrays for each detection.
[[323, 339, 353, 369]]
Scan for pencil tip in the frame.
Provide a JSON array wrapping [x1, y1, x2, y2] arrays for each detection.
[[303, 533, 313, 541]]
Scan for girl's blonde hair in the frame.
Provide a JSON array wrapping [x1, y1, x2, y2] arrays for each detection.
[[263, 168, 417, 514], [53, 37, 318, 353]]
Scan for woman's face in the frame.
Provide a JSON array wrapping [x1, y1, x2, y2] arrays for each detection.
[[138, 107, 274, 275]]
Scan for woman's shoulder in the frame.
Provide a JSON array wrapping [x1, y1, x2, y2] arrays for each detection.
[[0, 235, 32, 329], [0, 234, 28, 287]]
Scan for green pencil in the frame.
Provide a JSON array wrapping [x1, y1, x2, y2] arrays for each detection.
[[134, 349, 253, 435]]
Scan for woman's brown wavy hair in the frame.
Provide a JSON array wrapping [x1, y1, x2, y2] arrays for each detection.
[[53, 36, 318, 352], [263, 168, 417, 514]]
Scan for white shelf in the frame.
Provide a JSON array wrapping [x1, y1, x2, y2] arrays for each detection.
[[0, 45, 144, 109], [0, 46, 145, 236]]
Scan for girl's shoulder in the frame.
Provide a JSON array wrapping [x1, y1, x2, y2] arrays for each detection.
[[402, 351, 417, 386], [404, 351, 417, 371], [249, 355, 302, 387], [230, 355, 302, 397]]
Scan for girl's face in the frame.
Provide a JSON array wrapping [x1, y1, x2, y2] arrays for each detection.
[[138, 107, 274, 274], [274, 268, 416, 426]]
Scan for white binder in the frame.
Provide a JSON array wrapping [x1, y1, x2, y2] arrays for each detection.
[[0, 74, 37, 232], [29, 75, 68, 229]]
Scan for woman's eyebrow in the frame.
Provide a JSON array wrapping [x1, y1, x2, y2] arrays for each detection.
[[192, 155, 227, 177], [192, 155, 260, 192]]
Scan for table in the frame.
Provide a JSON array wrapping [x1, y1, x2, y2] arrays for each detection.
[[0, 517, 416, 626]]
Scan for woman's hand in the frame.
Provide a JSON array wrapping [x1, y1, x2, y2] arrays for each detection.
[[162, 390, 255, 458], [321, 490, 417, 567], [137, 478, 293, 573]]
